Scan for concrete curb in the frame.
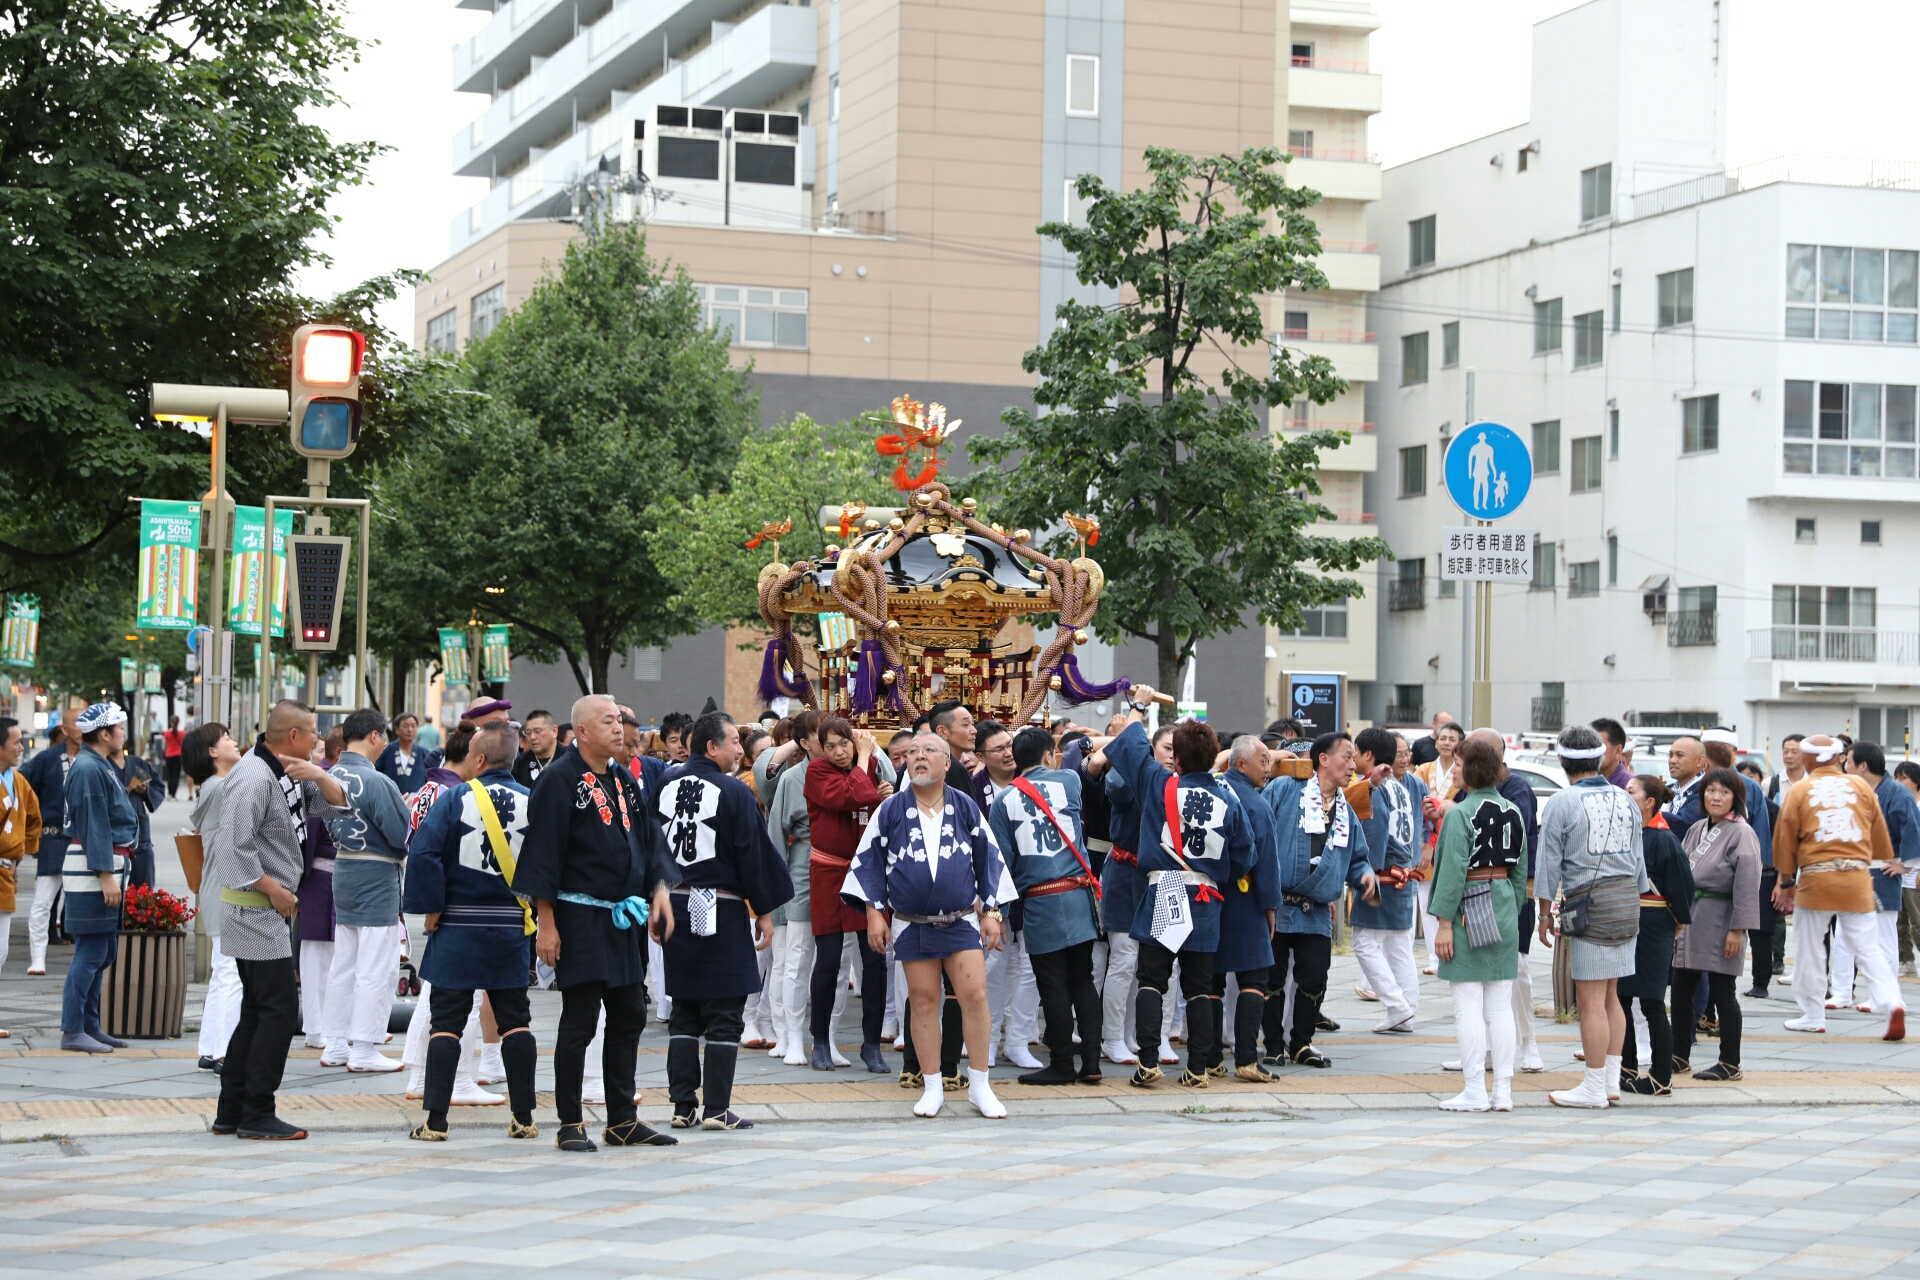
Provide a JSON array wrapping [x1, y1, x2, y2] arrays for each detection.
[[7, 1086, 1919, 1142]]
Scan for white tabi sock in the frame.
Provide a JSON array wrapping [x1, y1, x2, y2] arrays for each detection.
[[914, 1074, 944, 1117], [968, 1066, 1006, 1119]]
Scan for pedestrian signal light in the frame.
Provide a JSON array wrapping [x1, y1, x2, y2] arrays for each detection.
[[289, 324, 366, 460], [285, 534, 352, 652]]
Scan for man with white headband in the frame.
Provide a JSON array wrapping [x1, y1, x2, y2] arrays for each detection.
[[1772, 733, 1906, 1040]]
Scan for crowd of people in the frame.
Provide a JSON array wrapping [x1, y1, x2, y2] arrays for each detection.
[[1, 688, 1910, 1142]]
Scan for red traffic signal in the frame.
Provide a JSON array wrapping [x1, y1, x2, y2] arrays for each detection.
[[289, 324, 366, 459]]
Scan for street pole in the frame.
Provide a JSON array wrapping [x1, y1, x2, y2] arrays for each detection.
[[1460, 370, 1474, 727], [206, 403, 230, 730]]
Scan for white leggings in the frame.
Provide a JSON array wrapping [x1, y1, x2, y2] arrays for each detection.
[[199, 947, 244, 1058], [28, 871, 60, 970], [1450, 979, 1516, 1081], [1099, 932, 1140, 1049]]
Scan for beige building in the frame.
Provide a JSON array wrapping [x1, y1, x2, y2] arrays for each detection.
[[418, 0, 1382, 730]]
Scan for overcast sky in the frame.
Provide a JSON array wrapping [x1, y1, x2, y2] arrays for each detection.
[[299, 0, 1920, 335]]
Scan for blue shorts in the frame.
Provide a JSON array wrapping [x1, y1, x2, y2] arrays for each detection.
[[894, 916, 982, 962]]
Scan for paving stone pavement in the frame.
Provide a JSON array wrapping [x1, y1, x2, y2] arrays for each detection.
[[4, 1105, 1920, 1278]]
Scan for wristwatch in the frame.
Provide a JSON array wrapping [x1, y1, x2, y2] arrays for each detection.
[[983, 907, 1004, 921]]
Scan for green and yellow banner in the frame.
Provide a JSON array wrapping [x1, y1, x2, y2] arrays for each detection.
[[481, 624, 511, 683], [1, 596, 38, 669], [438, 627, 470, 687], [227, 506, 294, 637], [120, 658, 139, 693], [137, 501, 200, 630]]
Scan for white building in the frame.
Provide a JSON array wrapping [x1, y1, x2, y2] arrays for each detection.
[[1364, 0, 1920, 753]]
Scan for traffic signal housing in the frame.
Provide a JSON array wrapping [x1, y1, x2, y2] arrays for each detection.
[[285, 534, 352, 651], [289, 324, 366, 459]]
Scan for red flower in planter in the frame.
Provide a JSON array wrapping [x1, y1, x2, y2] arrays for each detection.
[[120, 883, 197, 933]]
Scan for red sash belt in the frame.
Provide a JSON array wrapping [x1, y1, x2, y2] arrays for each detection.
[[809, 850, 852, 869], [1192, 883, 1225, 904], [1108, 846, 1138, 865], [1027, 874, 1099, 899]]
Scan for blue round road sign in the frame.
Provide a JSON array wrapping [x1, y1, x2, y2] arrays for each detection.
[[1443, 420, 1531, 520]]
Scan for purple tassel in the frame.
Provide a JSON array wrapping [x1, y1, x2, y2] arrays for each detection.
[[758, 635, 812, 704], [1051, 653, 1132, 705], [850, 640, 885, 714]]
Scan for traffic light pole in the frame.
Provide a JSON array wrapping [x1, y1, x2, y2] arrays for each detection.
[[206, 403, 230, 730], [257, 493, 369, 736]]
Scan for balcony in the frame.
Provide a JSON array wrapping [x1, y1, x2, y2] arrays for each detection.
[[1288, 66, 1382, 114], [1668, 610, 1717, 647], [1314, 250, 1380, 292], [1388, 578, 1425, 611], [1277, 331, 1378, 383], [453, 0, 815, 179], [1531, 697, 1565, 733], [1284, 153, 1381, 202], [1749, 626, 1917, 665], [1384, 703, 1423, 725], [452, 0, 577, 95]]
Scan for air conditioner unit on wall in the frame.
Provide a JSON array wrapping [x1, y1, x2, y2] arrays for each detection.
[[640, 105, 726, 226], [727, 109, 804, 230]]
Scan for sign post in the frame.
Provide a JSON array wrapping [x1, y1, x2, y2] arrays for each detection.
[[1441, 419, 1533, 730], [1286, 671, 1344, 737]]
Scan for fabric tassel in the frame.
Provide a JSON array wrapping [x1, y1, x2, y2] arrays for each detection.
[[850, 640, 885, 714], [1050, 654, 1132, 705], [758, 635, 812, 703]]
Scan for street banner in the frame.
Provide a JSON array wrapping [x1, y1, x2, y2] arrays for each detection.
[[1, 596, 38, 669], [120, 658, 139, 692], [143, 662, 162, 694], [1440, 526, 1536, 581], [481, 624, 511, 683], [227, 506, 295, 637], [136, 500, 200, 630], [438, 627, 470, 687]]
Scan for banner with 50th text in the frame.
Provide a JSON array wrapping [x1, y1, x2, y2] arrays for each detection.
[[137, 501, 200, 630]]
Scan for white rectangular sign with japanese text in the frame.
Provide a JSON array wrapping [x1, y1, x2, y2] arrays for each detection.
[[1440, 526, 1535, 581]]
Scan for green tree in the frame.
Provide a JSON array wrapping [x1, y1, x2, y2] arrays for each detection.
[[0, 0, 378, 574], [645, 413, 896, 631], [967, 147, 1392, 693], [371, 225, 757, 695]]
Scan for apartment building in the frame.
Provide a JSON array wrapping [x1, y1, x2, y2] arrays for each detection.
[[1364, 0, 1920, 753], [418, 0, 1386, 729]]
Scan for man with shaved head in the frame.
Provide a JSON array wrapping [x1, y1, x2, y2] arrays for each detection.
[[516, 694, 681, 1152]]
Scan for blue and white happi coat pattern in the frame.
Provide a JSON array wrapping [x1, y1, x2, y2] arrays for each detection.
[[844, 787, 1015, 959], [988, 766, 1098, 955], [404, 768, 533, 990]]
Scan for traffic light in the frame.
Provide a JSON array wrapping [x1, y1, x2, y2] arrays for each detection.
[[288, 324, 366, 459], [285, 534, 352, 651]]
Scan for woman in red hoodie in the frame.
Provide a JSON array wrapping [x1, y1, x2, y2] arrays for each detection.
[[805, 717, 893, 1072]]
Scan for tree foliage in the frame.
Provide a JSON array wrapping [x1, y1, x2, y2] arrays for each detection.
[[967, 147, 1392, 692], [370, 226, 757, 695], [645, 413, 896, 632]]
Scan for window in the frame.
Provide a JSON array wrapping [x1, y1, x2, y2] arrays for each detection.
[[426, 309, 458, 353], [1795, 518, 1816, 543], [1573, 310, 1604, 367], [1786, 244, 1918, 344], [1441, 321, 1459, 368], [1438, 579, 1455, 598], [1286, 598, 1348, 637], [1531, 419, 1561, 474], [1609, 407, 1620, 458], [1611, 282, 1621, 332], [1860, 706, 1911, 748], [1673, 585, 1717, 646], [1774, 585, 1875, 628], [1287, 129, 1314, 154], [828, 73, 840, 121], [1782, 380, 1917, 477], [1283, 310, 1309, 339], [1291, 41, 1314, 64], [1409, 215, 1436, 269], [1530, 537, 1555, 590], [1657, 268, 1694, 328], [1401, 331, 1429, 385], [1065, 55, 1099, 116], [1569, 561, 1600, 596], [1389, 560, 1425, 611], [470, 284, 505, 341], [1063, 179, 1093, 227], [1863, 520, 1882, 544], [1607, 534, 1618, 585], [1533, 682, 1565, 732], [1390, 685, 1424, 724], [1579, 163, 1612, 222], [1399, 445, 1427, 497], [1682, 394, 1718, 454], [630, 646, 663, 681], [695, 283, 809, 349], [1570, 435, 1602, 492], [1533, 297, 1562, 353]]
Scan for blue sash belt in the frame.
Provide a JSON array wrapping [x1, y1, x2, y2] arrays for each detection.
[[557, 891, 650, 930]]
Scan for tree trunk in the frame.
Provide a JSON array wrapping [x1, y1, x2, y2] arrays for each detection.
[[1155, 627, 1181, 699], [389, 653, 412, 716], [589, 645, 611, 697]]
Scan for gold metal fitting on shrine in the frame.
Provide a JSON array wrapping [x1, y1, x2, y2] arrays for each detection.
[[884, 619, 901, 633], [1074, 630, 1090, 645], [916, 492, 936, 508], [1048, 675, 1063, 690], [881, 670, 896, 684], [1012, 529, 1031, 543], [960, 497, 977, 514], [888, 517, 905, 532]]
